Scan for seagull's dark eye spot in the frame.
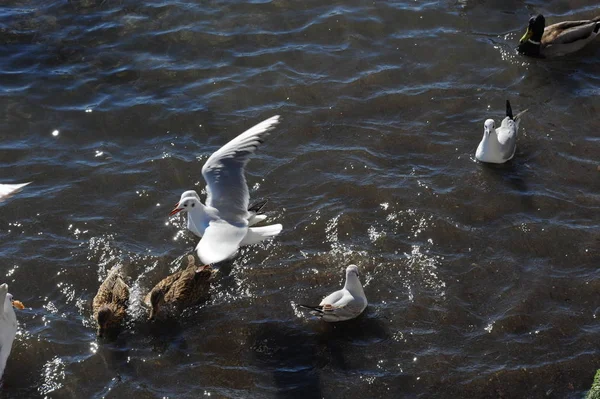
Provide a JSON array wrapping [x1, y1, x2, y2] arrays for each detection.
[[184, 204, 187, 207]]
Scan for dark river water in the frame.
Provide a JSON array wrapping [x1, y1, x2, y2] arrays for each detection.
[[1, 0, 599, 398]]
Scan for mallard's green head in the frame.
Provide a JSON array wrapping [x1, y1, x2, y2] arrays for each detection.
[[519, 14, 545, 43]]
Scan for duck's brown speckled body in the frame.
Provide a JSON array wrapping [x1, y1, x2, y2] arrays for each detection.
[[145, 255, 213, 320], [518, 14, 600, 57], [92, 266, 130, 337]]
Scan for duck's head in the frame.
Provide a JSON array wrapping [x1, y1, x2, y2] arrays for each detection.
[[169, 196, 202, 216], [96, 305, 116, 338], [148, 289, 165, 321], [518, 15, 545, 55], [484, 119, 495, 136]]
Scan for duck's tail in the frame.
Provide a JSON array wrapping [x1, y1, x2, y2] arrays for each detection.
[[240, 224, 283, 246]]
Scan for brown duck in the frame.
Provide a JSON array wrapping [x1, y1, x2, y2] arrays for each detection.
[[92, 266, 130, 337], [144, 255, 213, 320]]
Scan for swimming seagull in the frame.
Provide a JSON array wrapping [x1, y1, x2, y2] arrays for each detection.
[[0, 283, 25, 379], [170, 116, 283, 265], [0, 182, 31, 202], [476, 100, 528, 164], [176, 190, 268, 238], [300, 265, 368, 322]]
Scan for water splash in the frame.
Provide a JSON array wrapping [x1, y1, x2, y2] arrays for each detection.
[[39, 356, 65, 397]]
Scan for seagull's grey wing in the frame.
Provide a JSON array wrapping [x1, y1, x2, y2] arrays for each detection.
[[0, 182, 30, 202], [319, 291, 366, 321], [195, 220, 248, 264], [202, 116, 280, 222], [319, 288, 346, 307], [496, 117, 517, 160]]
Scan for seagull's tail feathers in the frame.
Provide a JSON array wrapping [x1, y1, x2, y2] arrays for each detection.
[[248, 214, 268, 226], [514, 108, 528, 122], [299, 304, 324, 313], [247, 199, 269, 226], [506, 100, 513, 119], [240, 224, 283, 246], [248, 199, 268, 214]]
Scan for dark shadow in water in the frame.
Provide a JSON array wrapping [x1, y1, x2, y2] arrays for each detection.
[[134, 318, 186, 353], [314, 312, 389, 370], [251, 322, 323, 399], [478, 159, 536, 212], [251, 313, 388, 398], [95, 337, 134, 376]]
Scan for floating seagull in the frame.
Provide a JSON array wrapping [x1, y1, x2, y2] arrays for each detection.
[[145, 255, 213, 320], [0, 182, 31, 203], [300, 265, 368, 322], [92, 266, 130, 338], [0, 283, 25, 379], [176, 190, 268, 238], [476, 100, 528, 164], [518, 14, 600, 58], [170, 116, 283, 265]]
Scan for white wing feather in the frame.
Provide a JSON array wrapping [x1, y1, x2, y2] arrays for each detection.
[[196, 220, 248, 264], [496, 117, 517, 160], [202, 116, 280, 223], [0, 182, 31, 202]]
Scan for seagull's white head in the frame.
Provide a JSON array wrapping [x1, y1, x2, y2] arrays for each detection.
[[169, 196, 202, 216], [346, 264, 360, 280], [0, 283, 24, 313], [484, 119, 495, 136], [180, 190, 200, 201]]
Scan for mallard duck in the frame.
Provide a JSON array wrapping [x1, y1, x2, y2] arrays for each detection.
[[0, 283, 25, 378], [300, 265, 368, 322], [92, 266, 129, 338], [518, 14, 600, 57], [144, 255, 213, 320], [476, 100, 528, 164]]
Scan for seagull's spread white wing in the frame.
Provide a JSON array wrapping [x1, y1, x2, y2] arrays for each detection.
[[0, 182, 30, 202], [195, 220, 248, 264], [202, 116, 280, 223]]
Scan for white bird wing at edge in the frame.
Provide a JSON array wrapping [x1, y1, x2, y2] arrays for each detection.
[[196, 220, 248, 264], [0, 182, 31, 202], [202, 116, 280, 223]]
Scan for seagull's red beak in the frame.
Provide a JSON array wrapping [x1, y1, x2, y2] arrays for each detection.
[[169, 204, 183, 216]]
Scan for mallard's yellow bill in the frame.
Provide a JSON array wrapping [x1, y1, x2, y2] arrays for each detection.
[[519, 27, 532, 43], [12, 300, 25, 310]]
